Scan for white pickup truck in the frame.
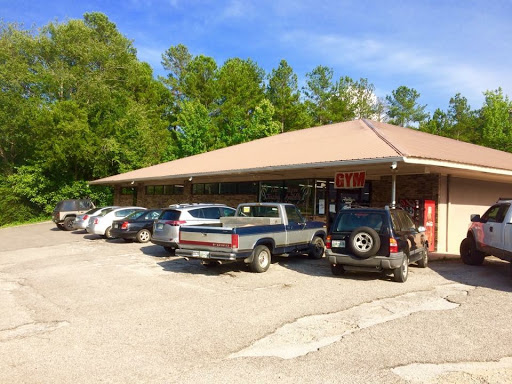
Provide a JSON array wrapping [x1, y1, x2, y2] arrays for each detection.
[[175, 203, 327, 273], [460, 198, 512, 277]]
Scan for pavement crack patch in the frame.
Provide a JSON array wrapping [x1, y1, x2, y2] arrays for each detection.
[[229, 283, 473, 360], [391, 356, 512, 383], [0, 321, 69, 342]]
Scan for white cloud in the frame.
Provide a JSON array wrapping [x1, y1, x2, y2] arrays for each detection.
[[280, 30, 511, 107]]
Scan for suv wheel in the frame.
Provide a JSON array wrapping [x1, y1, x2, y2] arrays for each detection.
[[460, 237, 485, 265], [393, 255, 409, 282], [417, 247, 428, 268], [349, 227, 381, 258], [63, 217, 75, 231], [308, 236, 325, 259]]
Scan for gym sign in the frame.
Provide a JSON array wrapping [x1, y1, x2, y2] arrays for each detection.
[[334, 171, 366, 189]]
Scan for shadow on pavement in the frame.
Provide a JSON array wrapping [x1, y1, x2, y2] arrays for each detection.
[[428, 255, 512, 292]]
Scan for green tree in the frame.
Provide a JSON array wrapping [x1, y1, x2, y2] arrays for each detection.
[[303, 65, 335, 125], [420, 108, 450, 136], [385, 86, 429, 127], [480, 88, 512, 152], [0, 14, 173, 222], [446, 93, 479, 142], [174, 99, 218, 157], [267, 59, 310, 132]]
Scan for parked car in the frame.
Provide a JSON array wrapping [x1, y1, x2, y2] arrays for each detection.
[[52, 199, 95, 231], [110, 209, 163, 243], [86, 206, 146, 239], [325, 207, 428, 282], [151, 204, 236, 254], [72, 206, 119, 230], [176, 203, 326, 272], [460, 198, 512, 278]]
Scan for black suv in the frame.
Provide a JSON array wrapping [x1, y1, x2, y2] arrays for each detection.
[[326, 207, 428, 282], [52, 199, 95, 231]]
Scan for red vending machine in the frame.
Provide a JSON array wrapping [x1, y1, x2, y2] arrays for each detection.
[[399, 199, 435, 252]]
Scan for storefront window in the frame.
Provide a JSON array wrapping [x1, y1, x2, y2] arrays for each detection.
[[260, 180, 314, 216]]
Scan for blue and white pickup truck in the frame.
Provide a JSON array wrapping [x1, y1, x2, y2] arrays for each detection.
[[460, 198, 512, 278], [175, 203, 327, 272]]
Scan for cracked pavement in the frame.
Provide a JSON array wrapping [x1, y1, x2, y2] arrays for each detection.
[[1, 222, 512, 383]]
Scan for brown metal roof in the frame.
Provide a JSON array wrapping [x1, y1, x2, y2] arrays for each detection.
[[90, 119, 512, 185]]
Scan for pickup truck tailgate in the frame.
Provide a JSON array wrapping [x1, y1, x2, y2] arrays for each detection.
[[179, 226, 235, 251]]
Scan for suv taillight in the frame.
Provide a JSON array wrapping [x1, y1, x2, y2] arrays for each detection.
[[325, 235, 332, 250], [165, 220, 187, 226], [389, 238, 398, 253], [121, 221, 129, 229], [231, 234, 239, 249]]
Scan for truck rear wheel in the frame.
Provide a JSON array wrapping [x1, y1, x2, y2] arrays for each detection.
[[460, 237, 485, 265], [308, 236, 325, 259], [250, 245, 271, 273]]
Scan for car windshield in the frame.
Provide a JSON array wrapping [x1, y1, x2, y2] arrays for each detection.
[[334, 211, 385, 232]]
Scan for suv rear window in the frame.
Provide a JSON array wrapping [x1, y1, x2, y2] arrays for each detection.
[[333, 211, 385, 232], [55, 201, 76, 211], [160, 210, 181, 220]]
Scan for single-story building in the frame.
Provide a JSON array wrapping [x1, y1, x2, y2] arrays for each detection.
[[90, 119, 512, 254]]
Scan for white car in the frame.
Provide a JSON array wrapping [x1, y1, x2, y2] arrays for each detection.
[[72, 206, 119, 230], [86, 206, 145, 239]]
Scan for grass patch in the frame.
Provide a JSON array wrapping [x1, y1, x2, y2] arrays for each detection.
[[0, 216, 52, 229]]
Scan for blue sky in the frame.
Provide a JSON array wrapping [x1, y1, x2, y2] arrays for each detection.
[[3, 0, 511, 114]]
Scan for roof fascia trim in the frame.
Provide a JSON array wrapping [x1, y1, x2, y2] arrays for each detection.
[[90, 157, 405, 185], [403, 157, 512, 176]]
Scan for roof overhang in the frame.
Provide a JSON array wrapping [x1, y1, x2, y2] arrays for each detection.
[[89, 156, 512, 186]]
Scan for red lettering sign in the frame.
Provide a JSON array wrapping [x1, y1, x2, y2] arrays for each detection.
[[334, 171, 366, 189]]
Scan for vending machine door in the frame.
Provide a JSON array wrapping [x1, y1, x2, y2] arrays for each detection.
[[423, 200, 435, 252]]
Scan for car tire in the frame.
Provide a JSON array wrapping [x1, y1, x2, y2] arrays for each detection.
[[331, 264, 345, 276], [164, 247, 176, 255], [249, 245, 271, 273], [349, 227, 380, 259], [56, 223, 65, 230], [136, 229, 151, 243], [104, 226, 113, 239], [63, 217, 75, 231], [460, 237, 485, 265], [417, 247, 429, 268], [308, 236, 325, 259], [393, 254, 409, 282]]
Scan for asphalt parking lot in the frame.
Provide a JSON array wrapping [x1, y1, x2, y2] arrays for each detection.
[[1, 222, 512, 383]]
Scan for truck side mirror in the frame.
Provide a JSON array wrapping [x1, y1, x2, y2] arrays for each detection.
[[470, 214, 481, 222]]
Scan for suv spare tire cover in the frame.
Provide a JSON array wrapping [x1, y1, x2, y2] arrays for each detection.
[[349, 226, 381, 259]]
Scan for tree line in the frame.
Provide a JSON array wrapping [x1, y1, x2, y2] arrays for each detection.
[[0, 12, 511, 225]]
